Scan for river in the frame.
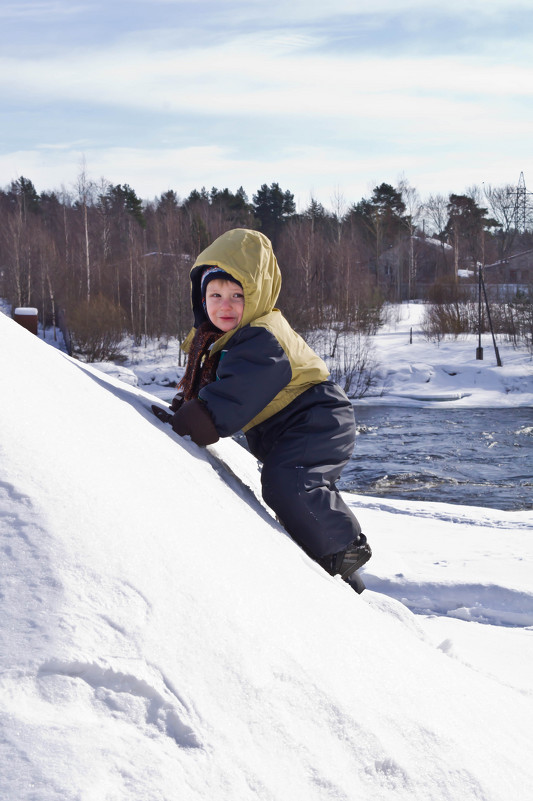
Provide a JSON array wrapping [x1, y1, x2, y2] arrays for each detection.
[[339, 406, 533, 512]]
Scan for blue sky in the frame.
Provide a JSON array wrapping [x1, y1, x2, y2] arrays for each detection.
[[1, 0, 532, 210]]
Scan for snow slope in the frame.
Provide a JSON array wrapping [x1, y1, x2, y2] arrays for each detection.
[[1, 311, 533, 801]]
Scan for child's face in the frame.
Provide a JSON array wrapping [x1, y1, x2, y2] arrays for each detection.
[[205, 278, 245, 332]]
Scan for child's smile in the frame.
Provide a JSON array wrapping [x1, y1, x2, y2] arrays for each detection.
[[205, 278, 245, 333]]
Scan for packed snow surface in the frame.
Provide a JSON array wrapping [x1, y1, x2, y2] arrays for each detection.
[[1, 307, 532, 801]]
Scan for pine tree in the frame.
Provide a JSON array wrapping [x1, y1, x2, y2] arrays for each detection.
[[252, 182, 295, 244]]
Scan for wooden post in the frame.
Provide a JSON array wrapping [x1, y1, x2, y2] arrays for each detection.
[[14, 307, 38, 335]]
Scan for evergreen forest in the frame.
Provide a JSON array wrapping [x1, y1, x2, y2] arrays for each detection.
[[1, 173, 532, 359]]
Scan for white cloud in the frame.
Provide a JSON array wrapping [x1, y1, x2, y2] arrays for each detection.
[[0, 140, 526, 211], [153, 0, 533, 21], [1, 0, 532, 207], [2, 40, 533, 121], [0, 1, 88, 19]]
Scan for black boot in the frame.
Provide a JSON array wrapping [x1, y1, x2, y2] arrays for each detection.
[[318, 534, 372, 581], [339, 534, 372, 581]]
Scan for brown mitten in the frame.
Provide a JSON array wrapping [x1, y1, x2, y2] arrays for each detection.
[[171, 399, 219, 447]]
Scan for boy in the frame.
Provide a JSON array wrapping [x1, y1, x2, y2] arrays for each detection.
[[170, 228, 371, 589]]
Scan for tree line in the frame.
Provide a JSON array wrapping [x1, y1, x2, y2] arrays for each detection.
[[1, 171, 531, 358]]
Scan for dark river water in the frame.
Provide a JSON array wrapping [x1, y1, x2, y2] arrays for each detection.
[[339, 406, 533, 511]]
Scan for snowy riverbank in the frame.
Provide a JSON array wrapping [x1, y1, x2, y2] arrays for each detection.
[[363, 302, 533, 407]]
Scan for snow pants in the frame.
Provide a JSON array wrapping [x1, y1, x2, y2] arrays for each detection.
[[245, 381, 362, 560]]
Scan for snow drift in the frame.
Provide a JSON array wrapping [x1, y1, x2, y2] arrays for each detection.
[[1, 311, 532, 801]]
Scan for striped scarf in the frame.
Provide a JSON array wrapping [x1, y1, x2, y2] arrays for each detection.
[[177, 321, 223, 401]]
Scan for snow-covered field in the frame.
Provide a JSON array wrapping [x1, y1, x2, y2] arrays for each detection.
[[365, 303, 533, 407], [1, 305, 532, 800]]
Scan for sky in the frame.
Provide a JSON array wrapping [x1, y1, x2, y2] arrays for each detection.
[[1, 0, 533, 210]]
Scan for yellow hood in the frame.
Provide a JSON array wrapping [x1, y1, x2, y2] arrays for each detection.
[[184, 228, 282, 353]]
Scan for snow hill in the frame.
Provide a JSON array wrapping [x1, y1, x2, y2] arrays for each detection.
[[1, 310, 533, 801]]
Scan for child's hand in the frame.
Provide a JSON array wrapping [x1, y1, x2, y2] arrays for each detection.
[[171, 400, 219, 447]]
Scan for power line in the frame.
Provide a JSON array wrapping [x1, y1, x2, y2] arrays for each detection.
[[507, 172, 533, 232]]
